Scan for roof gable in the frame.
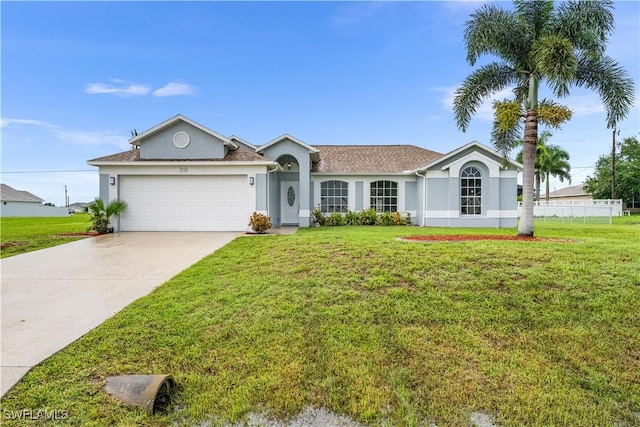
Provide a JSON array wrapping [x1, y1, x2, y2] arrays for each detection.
[[416, 141, 522, 173], [130, 114, 238, 150], [257, 134, 320, 162], [1, 183, 44, 203], [544, 184, 590, 198]]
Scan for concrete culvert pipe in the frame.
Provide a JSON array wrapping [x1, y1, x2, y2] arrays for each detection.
[[105, 374, 175, 414]]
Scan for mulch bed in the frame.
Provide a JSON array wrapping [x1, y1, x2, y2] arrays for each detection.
[[400, 235, 573, 243], [54, 232, 101, 237], [0, 240, 29, 249]]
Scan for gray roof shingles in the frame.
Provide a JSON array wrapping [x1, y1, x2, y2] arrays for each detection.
[[89, 144, 444, 173], [1, 183, 44, 203], [311, 145, 443, 173], [88, 147, 268, 163]]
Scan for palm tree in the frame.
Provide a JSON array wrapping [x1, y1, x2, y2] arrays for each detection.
[[539, 144, 572, 201], [516, 130, 554, 202], [453, 0, 634, 236], [88, 199, 128, 233]]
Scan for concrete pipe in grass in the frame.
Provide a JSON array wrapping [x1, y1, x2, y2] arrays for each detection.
[[105, 374, 175, 414]]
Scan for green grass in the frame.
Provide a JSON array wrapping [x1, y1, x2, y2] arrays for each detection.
[[1, 214, 91, 258], [1, 221, 639, 426]]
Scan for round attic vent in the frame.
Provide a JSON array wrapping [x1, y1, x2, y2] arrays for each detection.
[[173, 131, 190, 149]]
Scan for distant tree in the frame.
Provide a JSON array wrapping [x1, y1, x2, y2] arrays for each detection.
[[43, 202, 56, 207], [539, 144, 571, 201], [516, 130, 554, 201], [585, 136, 640, 205], [454, 0, 635, 236]]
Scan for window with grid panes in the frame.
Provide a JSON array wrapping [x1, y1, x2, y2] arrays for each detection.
[[370, 181, 398, 212], [320, 180, 348, 213], [460, 167, 482, 215]]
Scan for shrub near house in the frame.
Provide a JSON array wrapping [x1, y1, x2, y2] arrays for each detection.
[[88, 199, 127, 234]]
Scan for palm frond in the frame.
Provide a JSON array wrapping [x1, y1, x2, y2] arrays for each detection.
[[491, 117, 522, 162], [554, 0, 614, 58], [575, 55, 636, 128], [514, 0, 554, 39], [453, 62, 519, 132], [464, 4, 529, 67], [531, 35, 577, 97]]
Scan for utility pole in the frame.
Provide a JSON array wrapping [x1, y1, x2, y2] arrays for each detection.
[[64, 185, 68, 207], [611, 129, 615, 199]]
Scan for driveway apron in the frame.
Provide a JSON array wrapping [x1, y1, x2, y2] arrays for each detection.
[[0, 231, 239, 397]]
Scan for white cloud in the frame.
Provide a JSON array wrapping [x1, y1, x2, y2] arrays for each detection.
[[564, 94, 606, 116], [85, 79, 150, 96], [51, 129, 129, 149], [434, 85, 513, 122], [0, 118, 57, 129], [0, 117, 129, 149], [152, 81, 198, 97], [85, 78, 197, 97]]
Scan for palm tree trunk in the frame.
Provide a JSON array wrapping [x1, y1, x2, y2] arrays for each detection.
[[518, 109, 537, 237], [545, 172, 551, 202], [535, 172, 541, 202]]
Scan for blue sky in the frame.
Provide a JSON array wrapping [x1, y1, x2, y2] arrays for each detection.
[[2, 1, 638, 206]]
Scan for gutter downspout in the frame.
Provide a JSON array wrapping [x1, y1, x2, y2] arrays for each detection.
[[415, 170, 427, 227]]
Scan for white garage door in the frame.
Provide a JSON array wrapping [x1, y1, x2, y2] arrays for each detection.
[[119, 175, 249, 231]]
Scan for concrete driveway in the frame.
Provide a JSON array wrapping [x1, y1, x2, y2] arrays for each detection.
[[0, 232, 240, 397]]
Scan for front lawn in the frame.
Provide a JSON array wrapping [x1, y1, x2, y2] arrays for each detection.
[[0, 214, 91, 258], [1, 222, 639, 426]]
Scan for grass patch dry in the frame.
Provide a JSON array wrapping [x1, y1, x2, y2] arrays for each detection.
[[1, 214, 92, 258], [1, 221, 639, 426]]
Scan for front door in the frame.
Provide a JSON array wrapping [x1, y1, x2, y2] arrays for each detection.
[[281, 181, 299, 225]]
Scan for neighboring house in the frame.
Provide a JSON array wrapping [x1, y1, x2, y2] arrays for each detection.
[[0, 184, 69, 217], [68, 202, 90, 213], [88, 115, 522, 232], [541, 184, 593, 202]]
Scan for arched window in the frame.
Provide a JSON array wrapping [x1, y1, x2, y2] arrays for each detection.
[[370, 181, 398, 212], [321, 180, 348, 213], [461, 167, 482, 215]]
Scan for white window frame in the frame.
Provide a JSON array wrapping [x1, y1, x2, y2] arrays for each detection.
[[320, 180, 349, 213], [370, 180, 398, 212], [460, 167, 482, 215]]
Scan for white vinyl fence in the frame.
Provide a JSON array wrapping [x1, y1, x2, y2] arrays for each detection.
[[517, 199, 623, 224]]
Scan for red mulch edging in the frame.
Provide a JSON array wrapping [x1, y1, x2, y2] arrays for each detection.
[[401, 235, 573, 243], [0, 240, 29, 249], [54, 232, 101, 237]]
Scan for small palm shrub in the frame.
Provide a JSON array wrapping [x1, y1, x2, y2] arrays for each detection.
[[326, 211, 344, 226], [88, 199, 127, 233], [248, 212, 272, 234]]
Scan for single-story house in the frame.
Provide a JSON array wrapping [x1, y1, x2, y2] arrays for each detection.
[[67, 202, 90, 213], [0, 183, 69, 217], [88, 115, 522, 231], [541, 184, 592, 202]]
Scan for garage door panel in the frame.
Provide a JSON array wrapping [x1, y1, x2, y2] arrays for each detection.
[[119, 175, 249, 231]]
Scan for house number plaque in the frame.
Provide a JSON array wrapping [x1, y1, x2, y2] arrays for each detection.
[[179, 167, 188, 173]]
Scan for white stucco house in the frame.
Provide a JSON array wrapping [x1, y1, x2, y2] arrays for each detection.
[[0, 184, 69, 217], [88, 114, 522, 231]]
